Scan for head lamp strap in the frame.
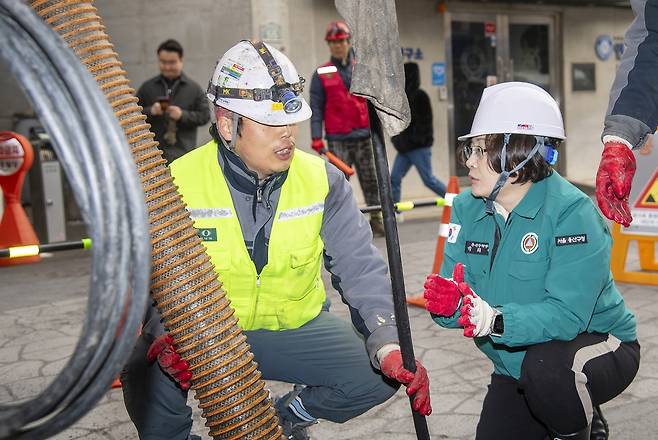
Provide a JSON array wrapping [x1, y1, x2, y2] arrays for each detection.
[[250, 41, 287, 87]]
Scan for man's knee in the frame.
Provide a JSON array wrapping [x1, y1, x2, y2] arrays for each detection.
[[339, 374, 400, 422]]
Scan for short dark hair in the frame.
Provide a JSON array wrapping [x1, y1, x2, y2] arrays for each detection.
[[157, 39, 183, 58], [458, 134, 561, 184]]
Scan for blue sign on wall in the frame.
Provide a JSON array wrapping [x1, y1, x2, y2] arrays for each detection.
[[432, 62, 446, 86], [401, 47, 424, 61], [595, 35, 614, 61]]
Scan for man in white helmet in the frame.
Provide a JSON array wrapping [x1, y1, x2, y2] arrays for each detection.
[[422, 82, 639, 440], [121, 40, 431, 440]]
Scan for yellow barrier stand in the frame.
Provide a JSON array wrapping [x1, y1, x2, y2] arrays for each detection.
[[611, 223, 658, 286]]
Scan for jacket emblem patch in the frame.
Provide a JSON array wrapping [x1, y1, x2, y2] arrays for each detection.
[[521, 232, 539, 255], [197, 228, 217, 242]]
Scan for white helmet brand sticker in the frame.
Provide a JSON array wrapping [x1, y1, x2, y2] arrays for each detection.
[[521, 232, 539, 254]]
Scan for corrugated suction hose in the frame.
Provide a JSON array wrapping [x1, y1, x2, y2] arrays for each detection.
[[29, 1, 283, 438]]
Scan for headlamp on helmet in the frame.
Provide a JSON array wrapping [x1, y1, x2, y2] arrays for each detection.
[[208, 41, 305, 115]]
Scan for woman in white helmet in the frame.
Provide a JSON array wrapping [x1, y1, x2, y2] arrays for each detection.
[[422, 82, 639, 439], [121, 40, 431, 440]]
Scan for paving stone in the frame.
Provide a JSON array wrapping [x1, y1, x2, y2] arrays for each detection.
[[0, 216, 655, 440], [1, 375, 56, 401], [0, 360, 43, 385], [0, 344, 22, 364]]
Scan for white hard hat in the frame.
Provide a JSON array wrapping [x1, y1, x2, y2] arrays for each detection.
[[458, 82, 565, 141], [207, 40, 312, 125]]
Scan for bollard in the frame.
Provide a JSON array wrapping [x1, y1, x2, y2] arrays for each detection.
[[0, 131, 41, 266]]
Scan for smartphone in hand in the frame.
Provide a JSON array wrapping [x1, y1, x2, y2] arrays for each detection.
[[157, 96, 170, 111]]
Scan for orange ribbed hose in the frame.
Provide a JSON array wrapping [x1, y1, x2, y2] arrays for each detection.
[[29, 1, 283, 438]]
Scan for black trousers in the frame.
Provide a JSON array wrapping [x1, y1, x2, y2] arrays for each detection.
[[476, 333, 640, 439]]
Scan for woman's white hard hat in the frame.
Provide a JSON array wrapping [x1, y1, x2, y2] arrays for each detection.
[[458, 82, 565, 141]]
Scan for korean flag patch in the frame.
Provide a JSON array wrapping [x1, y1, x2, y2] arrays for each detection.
[[447, 223, 461, 243]]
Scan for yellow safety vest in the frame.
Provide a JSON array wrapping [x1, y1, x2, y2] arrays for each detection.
[[170, 140, 328, 330]]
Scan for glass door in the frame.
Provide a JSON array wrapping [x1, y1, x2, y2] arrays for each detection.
[[447, 14, 498, 176], [447, 12, 561, 176]]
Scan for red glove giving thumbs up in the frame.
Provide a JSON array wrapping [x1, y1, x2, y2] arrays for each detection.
[[423, 263, 465, 316]]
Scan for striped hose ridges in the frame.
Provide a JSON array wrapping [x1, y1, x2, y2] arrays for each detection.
[[29, 1, 283, 438]]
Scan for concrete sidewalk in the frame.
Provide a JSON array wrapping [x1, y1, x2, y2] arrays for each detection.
[[0, 215, 656, 439]]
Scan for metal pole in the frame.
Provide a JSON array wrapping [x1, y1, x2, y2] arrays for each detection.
[[360, 198, 445, 214], [367, 102, 430, 440], [0, 238, 92, 258]]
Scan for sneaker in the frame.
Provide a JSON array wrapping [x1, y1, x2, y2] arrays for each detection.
[[280, 418, 313, 440], [274, 385, 317, 440]]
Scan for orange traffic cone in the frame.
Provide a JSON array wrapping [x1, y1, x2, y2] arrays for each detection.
[[407, 176, 460, 307], [0, 132, 41, 266]]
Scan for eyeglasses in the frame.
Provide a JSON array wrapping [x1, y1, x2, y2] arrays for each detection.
[[460, 144, 487, 162]]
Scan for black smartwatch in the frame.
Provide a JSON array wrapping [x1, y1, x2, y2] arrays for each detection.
[[491, 312, 504, 337]]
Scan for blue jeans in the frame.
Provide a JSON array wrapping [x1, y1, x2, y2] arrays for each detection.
[[390, 147, 446, 203]]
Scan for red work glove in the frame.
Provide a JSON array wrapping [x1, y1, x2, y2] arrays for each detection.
[[595, 142, 636, 227], [147, 334, 192, 390], [457, 283, 499, 338], [423, 263, 465, 316], [380, 350, 432, 416], [311, 138, 325, 154]]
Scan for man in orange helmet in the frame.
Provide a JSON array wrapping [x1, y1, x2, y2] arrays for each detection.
[[310, 20, 385, 237]]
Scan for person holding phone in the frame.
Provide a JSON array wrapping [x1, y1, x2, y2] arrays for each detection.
[[137, 39, 210, 164]]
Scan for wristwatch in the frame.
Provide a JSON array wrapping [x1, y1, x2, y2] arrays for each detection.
[[491, 311, 504, 337]]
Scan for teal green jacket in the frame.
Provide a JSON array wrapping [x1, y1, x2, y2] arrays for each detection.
[[434, 172, 637, 379]]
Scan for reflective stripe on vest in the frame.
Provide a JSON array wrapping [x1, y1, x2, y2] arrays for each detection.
[[317, 61, 369, 135], [170, 141, 328, 330]]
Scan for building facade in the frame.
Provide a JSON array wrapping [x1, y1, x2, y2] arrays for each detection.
[[0, 0, 633, 205]]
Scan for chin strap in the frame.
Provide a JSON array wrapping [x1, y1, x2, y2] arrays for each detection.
[[484, 134, 546, 215]]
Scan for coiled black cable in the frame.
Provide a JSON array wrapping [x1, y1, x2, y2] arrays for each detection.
[[0, 1, 151, 439]]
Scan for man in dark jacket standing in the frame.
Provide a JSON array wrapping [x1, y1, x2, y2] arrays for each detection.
[[391, 62, 446, 204], [137, 39, 210, 164], [310, 21, 385, 236]]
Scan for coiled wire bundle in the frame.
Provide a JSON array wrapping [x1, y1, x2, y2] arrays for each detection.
[[0, 1, 151, 439], [28, 0, 283, 439]]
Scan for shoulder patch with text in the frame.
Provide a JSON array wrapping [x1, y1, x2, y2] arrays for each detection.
[[465, 241, 489, 255], [555, 234, 587, 247]]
